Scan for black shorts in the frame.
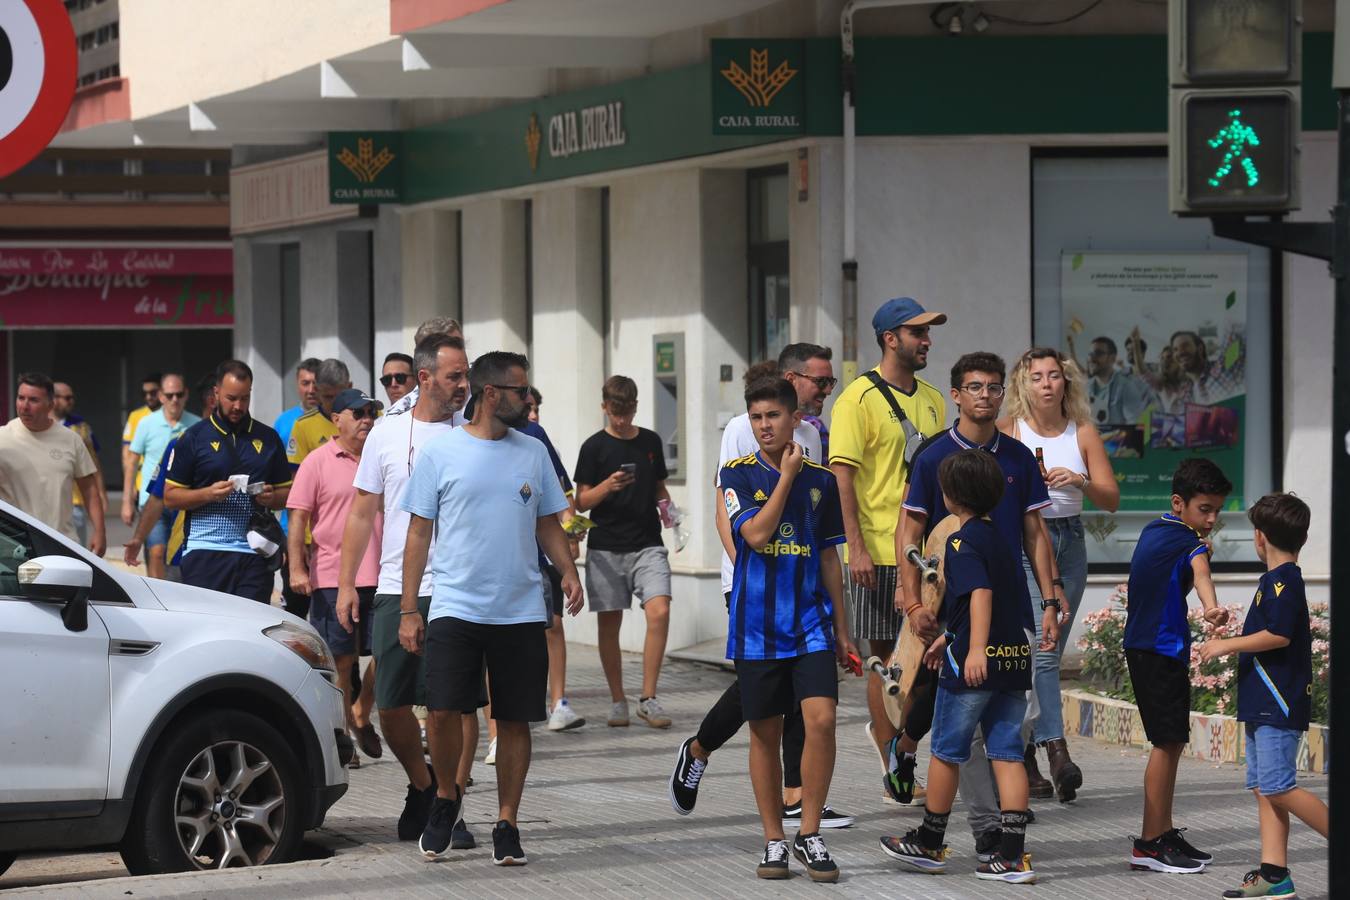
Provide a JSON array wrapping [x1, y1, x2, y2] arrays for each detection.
[[181, 549, 273, 605], [1126, 648, 1191, 746], [735, 650, 838, 721], [544, 563, 564, 621], [425, 616, 548, 722]]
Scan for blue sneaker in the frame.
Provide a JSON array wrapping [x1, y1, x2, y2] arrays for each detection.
[[1222, 869, 1297, 898]]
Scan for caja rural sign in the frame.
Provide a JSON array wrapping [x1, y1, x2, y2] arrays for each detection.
[[711, 39, 806, 136], [0, 0, 76, 178]]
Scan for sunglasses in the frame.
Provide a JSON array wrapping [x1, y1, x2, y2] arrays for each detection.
[[491, 384, 531, 400], [380, 372, 411, 387], [162, 391, 185, 400], [790, 371, 837, 391], [348, 406, 378, 420]]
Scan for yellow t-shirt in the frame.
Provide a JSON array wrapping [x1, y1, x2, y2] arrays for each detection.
[[0, 419, 98, 540], [286, 408, 339, 467], [827, 367, 947, 565], [123, 405, 152, 492]]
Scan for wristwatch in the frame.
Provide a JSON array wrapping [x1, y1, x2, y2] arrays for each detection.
[[1040, 597, 1062, 612]]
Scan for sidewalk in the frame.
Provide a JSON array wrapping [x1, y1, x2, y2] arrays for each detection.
[[0, 647, 1328, 898]]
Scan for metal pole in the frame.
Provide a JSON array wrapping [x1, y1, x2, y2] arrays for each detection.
[[1331, 87, 1350, 880]]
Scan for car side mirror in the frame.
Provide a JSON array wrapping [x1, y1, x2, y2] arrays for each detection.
[[18, 555, 92, 632]]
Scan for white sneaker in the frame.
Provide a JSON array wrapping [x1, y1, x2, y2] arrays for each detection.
[[485, 736, 497, 766], [608, 700, 630, 727], [637, 697, 672, 729], [548, 699, 585, 731]]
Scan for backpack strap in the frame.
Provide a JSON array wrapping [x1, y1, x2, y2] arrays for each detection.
[[863, 370, 926, 466]]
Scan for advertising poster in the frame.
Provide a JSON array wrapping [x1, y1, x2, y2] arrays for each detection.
[[1061, 252, 1246, 511]]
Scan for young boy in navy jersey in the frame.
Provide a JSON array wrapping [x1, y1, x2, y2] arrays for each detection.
[[882, 449, 1039, 884], [1124, 457, 1232, 874], [1199, 493, 1327, 899], [719, 378, 858, 883]]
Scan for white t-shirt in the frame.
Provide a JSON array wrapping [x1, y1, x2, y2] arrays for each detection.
[[353, 409, 465, 596], [716, 414, 823, 594], [401, 427, 568, 625], [0, 418, 97, 540]]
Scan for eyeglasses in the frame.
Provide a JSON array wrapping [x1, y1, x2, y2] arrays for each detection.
[[348, 406, 377, 420], [790, 371, 837, 391], [959, 382, 1006, 398], [162, 391, 185, 400], [380, 372, 411, 387], [491, 384, 531, 400]]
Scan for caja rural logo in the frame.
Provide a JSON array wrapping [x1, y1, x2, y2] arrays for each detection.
[[336, 137, 396, 184], [720, 48, 797, 108]]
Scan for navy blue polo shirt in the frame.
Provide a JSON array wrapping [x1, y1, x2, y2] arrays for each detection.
[[902, 427, 1051, 629], [1237, 562, 1312, 731], [1124, 514, 1209, 660], [165, 413, 292, 555], [939, 517, 1032, 692]]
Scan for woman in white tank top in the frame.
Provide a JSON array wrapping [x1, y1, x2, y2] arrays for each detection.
[[998, 347, 1120, 804]]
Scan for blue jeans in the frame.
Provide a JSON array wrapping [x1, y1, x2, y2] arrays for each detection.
[[1244, 724, 1300, 796], [1022, 515, 1087, 744], [931, 687, 1029, 764]]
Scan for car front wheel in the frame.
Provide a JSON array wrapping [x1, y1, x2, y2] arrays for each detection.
[[120, 710, 304, 875]]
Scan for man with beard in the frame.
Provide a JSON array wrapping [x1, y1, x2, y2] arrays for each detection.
[[671, 343, 854, 829], [401, 351, 581, 867], [1083, 336, 1153, 426], [828, 298, 947, 801], [336, 334, 475, 846]]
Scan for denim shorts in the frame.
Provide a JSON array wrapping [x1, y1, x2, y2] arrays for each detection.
[[145, 505, 177, 548], [930, 686, 1029, 764], [1244, 724, 1300, 796]]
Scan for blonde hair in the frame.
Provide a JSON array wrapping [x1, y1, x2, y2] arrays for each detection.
[[1005, 347, 1092, 426]]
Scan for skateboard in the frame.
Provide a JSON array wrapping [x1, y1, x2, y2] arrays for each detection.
[[864, 514, 960, 730]]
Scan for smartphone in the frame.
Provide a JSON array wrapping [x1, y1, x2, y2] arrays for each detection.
[[619, 463, 637, 477]]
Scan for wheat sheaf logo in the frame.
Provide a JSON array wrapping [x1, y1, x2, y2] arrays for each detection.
[[337, 138, 396, 184], [721, 48, 798, 108], [525, 113, 542, 172]]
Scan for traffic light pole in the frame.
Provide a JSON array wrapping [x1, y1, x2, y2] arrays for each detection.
[[1203, 91, 1349, 879]]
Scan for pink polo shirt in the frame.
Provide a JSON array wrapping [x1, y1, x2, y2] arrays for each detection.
[[287, 439, 379, 588]]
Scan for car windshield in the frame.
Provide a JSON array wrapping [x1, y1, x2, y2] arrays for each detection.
[[0, 516, 34, 596]]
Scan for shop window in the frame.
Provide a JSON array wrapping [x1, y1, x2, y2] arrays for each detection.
[[1032, 152, 1275, 570], [747, 166, 790, 363]]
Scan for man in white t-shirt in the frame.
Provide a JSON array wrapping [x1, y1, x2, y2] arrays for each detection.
[[0, 373, 105, 555], [336, 334, 471, 847], [670, 345, 855, 829], [400, 350, 582, 867]]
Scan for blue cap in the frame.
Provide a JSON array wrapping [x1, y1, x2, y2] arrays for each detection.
[[332, 388, 383, 415], [872, 297, 947, 334]]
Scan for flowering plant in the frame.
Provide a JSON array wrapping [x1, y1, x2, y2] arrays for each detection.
[[1076, 585, 1329, 725]]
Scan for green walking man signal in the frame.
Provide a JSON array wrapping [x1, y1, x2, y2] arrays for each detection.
[[1206, 108, 1261, 189]]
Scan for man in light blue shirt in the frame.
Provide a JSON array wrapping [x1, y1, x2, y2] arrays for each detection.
[[399, 350, 582, 867], [124, 373, 200, 579]]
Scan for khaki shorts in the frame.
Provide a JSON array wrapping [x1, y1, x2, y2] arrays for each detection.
[[585, 546, 672, 613]]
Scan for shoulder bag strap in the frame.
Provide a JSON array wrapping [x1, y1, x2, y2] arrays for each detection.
[[863, 370, 925, 465]]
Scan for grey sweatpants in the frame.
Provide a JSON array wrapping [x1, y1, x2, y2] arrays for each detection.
[[958, 681, 1041, 837]]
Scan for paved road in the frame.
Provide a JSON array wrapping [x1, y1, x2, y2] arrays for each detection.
[[1, 648, 1328, 898]]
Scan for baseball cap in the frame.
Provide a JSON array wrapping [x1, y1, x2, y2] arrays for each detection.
[[332, 388, 383, 415], [872, 297, 948, 334]]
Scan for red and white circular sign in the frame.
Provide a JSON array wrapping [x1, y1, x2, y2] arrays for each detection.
[[0, 0, 76, 178]]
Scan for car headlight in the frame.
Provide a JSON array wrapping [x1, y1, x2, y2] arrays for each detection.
[[263, 622, 336, 674]]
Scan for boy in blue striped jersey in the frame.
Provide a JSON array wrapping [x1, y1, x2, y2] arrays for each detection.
[[720, 377, 858, 883]]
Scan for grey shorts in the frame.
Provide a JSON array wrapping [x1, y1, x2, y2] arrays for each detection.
[[585, 546, 672, 613], [848, 563, 902, 642]]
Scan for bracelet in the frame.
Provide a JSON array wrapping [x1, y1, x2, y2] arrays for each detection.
[[1079, 472, 1090, 487], [1051, 577, 1065, 588], [903, 604, 923, 617], [399, 609, 420, 617]]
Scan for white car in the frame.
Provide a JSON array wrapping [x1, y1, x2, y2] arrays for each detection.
[[0, 500, 350, 877]]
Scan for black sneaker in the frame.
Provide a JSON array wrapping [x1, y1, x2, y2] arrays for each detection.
[[418, 794, 460, 859], [781, 800, 803, 829], [451, 816, 476, 850], [757, 839, 790, 879], [782, 802, 855, 829], [880, 829, 949, 873], [1160, 827, 1212, 865], [492, 819, 527, 866], [884, 741, 917, 805], [398, 773, 437, 841], [669, 737, 707, 816], [1129, 835, 1204, 874], [975, 830, 1001, 863], [793, 831, 840, 883], [976, 853, 1037, 884]]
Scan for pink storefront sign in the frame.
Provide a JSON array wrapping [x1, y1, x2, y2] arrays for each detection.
[[0, 245, 233, 277]]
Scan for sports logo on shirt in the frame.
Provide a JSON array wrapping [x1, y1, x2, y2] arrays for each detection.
[[779, 522, 795, 539], [287, 436, 298, 455], [1273, 581, 1286, 597], [519, 482, 533, 504], [753, 489, 768, 501], [210, 441, 220, 452], [1254, 587, 1263, 606], [724, 488, 741, 516], [252, 439, 264, 454], [951, 538, 962, 552], [810, 488, 821, 510]]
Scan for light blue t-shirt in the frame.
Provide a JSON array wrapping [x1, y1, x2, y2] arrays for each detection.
[[401, 427, 567, 625], [273, 405, 305, 534], [130, 409, 200, 506]]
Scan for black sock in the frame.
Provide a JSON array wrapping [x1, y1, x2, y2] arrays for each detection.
[[918, 807, 950, 850], [999, 810, 1030, 862], [640, 695, 653, 703], [1260, 863, 1290, 884]]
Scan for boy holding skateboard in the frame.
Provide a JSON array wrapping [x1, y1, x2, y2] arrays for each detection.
[[882, 449, 1041, 883], [719, 378, 858, 882]]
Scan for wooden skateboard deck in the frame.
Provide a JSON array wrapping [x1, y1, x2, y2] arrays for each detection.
[[892, 514, 960, 722]]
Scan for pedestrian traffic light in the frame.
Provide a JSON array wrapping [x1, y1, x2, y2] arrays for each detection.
[[1168, 0, 1301, 215]]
